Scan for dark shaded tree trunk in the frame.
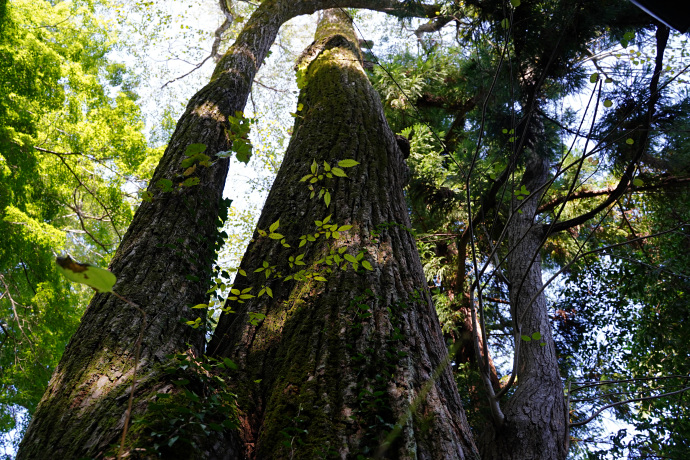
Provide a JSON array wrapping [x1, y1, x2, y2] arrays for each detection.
[[208, 10, 478, 459]]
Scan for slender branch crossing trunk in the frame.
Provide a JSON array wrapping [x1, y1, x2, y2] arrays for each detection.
[[479, 148, 567, 459], [209, 10, 478, 459]]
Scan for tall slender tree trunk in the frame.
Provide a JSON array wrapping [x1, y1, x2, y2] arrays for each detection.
[[209, 10, 478, 459], [479, 142, 567, 459]]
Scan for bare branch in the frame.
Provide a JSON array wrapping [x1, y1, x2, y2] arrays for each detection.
[[570, 385, 690, 428], [538, 176, 690, 214]]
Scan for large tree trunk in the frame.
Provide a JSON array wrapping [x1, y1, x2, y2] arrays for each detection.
[[15, 1, 443, 458], [479, 144, 567, 459], [208, 10, 478, 459], [16, 1, 299, 458], [18, 2, 475, 458]]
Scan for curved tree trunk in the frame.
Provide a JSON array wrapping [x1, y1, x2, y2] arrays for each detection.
[[208, 10, 478, 459]]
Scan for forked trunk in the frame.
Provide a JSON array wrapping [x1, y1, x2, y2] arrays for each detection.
[[478, 151, 567, 459], [209, 10, 478, 459]]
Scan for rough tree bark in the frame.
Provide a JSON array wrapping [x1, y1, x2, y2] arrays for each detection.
[[17, 1, 477, 458], [208, 9, 478, 459], [15, 0, 441, 458], [478, 146, 568, 459]]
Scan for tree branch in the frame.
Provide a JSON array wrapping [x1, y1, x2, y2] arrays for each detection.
[[538, 176, 690, 214], [545, 25, 670, 236], [570, 385, 690, 428]]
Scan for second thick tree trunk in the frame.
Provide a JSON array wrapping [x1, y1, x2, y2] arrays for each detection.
[[209, 10, 478, 459]]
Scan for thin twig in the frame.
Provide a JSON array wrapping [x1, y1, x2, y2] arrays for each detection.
[[570, 386, 690, 428]]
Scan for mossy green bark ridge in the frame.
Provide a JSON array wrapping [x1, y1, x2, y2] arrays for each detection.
[[209, 10, 478, 459]]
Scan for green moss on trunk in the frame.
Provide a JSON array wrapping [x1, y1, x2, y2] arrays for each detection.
[[210, 9, 478, 460]]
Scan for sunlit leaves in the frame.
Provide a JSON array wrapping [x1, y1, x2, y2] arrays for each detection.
[[338, 159, 359, 168]]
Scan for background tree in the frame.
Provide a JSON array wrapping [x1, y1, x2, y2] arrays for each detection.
[[0, 0, 156, 450], [369, 0, 689, 457]]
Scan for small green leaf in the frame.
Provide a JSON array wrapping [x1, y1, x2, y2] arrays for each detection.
[[191, 304, 208, 309], [314, 276, 327, 282], [269, 233, 284, 239], [531, 332, 542, 340], [337, 159, 360, 168], [269, 220, 280, 232], [501, 18, 510, 29], [182, 177, 200, 187], [140, 190, 153, 202], [632, 178, 644, 187], [603, 99, 613, 108], [56, 256, 117, 293], [311, 159, 318, 174], [265, 286, 273, 298], [184, 143, 207, 156], [510, 0, 520, 6], [626, 138, 634, 145], [590, 72, 599, 84], [344, 254, 357, 263], [331, 167, 347, 177], [156, 179, 173, 192], [521, 335, 532, 342], [234, 140, 252, 163], [297, 103, 304, 111], [362, 261, 373, 271], [324, 191, 331, 207]]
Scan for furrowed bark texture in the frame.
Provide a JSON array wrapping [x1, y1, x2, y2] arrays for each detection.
[[479, 147, 567, 459], [17, 1, 288, 456], [209, 10, 478, 460], [18, 1, 466, 458]]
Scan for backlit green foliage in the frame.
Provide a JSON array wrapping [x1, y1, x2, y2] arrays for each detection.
[[0, 0, 158, 446]]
